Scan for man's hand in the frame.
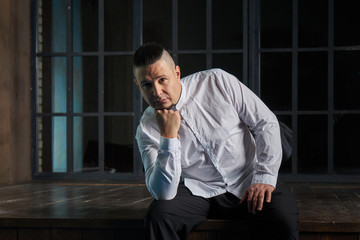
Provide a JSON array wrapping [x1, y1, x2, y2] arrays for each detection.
[[155, 109, 181, 139], [240, 183, 275, 214]]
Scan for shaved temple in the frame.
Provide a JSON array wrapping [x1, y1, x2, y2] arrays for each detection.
[[161, 50, 176, 70]]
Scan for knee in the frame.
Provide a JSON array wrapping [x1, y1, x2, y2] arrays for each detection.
[[275, 210, 298, 238], [266, 204, 299, 239], [259, 192, 299, 239], [145, 200, 171, 226]]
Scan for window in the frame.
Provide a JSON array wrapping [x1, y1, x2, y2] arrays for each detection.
[[32, 0, 141, 180], [259, 0, 360, 179], [31, 0, 360, 181]]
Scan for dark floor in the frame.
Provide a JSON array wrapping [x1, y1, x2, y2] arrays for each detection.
[[0, 182, 359, 239]]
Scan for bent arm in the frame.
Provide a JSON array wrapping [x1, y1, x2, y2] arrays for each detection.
[[136, 127, 182, 200], [222, 71, 282, 187]]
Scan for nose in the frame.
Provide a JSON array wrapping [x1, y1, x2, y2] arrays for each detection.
[[152, 83, 162, 97]]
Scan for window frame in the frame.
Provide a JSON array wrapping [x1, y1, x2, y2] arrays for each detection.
[[31, 0, 143, 180], [30, 0, 360, 182]]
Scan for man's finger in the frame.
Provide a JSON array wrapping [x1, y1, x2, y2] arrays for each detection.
[[266, 188, 272, 203], [252, 197, 258, 214], [247, 190, 255, 213], [252, 191, 263, 214], [257, 192, 265, 211], [240, 191, 248, 204]]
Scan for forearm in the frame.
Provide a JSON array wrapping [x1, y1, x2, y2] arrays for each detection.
[[142, 137, 182, 200], [251, 116, 282, 187]]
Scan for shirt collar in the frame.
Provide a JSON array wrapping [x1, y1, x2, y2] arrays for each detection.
[[174, 82, 186, 110]]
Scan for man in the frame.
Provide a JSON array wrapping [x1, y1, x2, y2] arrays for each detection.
[[133, 42, 298, 240]]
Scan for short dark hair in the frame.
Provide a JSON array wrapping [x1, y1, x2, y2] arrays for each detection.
[[133, 42, 165, 68]]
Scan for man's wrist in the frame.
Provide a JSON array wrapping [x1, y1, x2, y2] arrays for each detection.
[[160, 132, 178, 139], [159, 136, 180, 150]]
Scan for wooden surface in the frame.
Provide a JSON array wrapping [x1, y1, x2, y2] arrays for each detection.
[[291, 182, 360, 232], [0, 182, 152, 226], [0, 182, 359, 240]]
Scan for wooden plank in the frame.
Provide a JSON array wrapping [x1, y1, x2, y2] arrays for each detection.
[[0, 218, 145, 229], [51, 229, 82, 240], [0, 183, 152, 221], [0, 228, 17, 240], [114, 229, 145, 240], [82, 229, 114, 240], [300, 232, 360, 240], [18, 229, 50, 240], [292, 183, 360, 232], [0, 182, 359, 237], [188, 231, 217, 240], [299, 222, 360, 233]]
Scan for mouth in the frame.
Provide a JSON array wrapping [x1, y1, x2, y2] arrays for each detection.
[[154, 98, 169, 105], [152, 98, 170, 108]]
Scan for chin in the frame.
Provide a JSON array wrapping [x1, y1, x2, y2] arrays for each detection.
[[153, 104, 172, 110], [152, 104, 164, 110]]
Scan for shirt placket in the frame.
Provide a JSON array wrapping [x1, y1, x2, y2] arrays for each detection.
[[178, 109, 228, 181]]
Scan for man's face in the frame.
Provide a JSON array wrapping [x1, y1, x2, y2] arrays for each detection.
[[134, 58, 181, 110]]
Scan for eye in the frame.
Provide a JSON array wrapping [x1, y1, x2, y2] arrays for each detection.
[[159, 78, 167, 83], [141, 82, 152, 89]]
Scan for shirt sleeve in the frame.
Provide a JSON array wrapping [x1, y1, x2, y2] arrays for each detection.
[[135, 124, 182, 200], [220, 70, 282, 188]]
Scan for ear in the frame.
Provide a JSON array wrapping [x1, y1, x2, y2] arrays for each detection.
[[134, 78, 140, 89], [175, 65, 181, 81]]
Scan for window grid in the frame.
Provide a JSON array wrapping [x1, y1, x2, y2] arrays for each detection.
[[31, 0, 360, 181], [260, 0, 360, 180], [31, 0, 143, 180]]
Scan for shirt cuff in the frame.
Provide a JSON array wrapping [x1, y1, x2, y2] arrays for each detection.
[[251, 174, 278, 188], [159, 136, 180, 151], [157, 136, 182, 176]]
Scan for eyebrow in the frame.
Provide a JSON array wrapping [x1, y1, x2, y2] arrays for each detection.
[[141, 75, 168, 84], [140, 80, 151, 86]]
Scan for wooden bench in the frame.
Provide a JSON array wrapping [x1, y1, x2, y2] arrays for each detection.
[[189, 183, 360, 240], [0, 182, 359, 240]]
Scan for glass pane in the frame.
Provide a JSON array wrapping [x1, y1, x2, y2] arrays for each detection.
[[39, 0, 67, 52], [178, 54, 206, 78], [212, 53, 243, 80], [104, 56, 133, 112], [260, 53, 292, 111], [73, 57, 98, 113], [105, 0, 133, 51], [277, 115, 292, 174], [334, 51, 360, 110], [73, 117, 98, 172], [297, 115, 327, 174], [261, 0, 292, 48], [178, 0, 206, 50], [212, 0, 243, 49], [104, 116, 133, 172], [37, 117, 67, 173], [298, 0, 328, 47], [334, 1, 360, 46], [334, 114, 360, 174], [298, 52, 327, 110], [37, 57, 67, 113], [73, 0, 98, 52], [143, 0, 172, 49]]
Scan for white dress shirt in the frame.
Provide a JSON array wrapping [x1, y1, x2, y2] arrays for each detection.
[[135, 69, 282, 200]]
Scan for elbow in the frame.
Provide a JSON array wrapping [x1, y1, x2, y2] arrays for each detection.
[[146, 168, 180, 200], [150, 185, 178, 200], [155, 192, 177, 201], [147, 177, 179, 201]]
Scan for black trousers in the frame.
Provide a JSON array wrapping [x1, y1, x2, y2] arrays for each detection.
[[145, 183, 299, 240]]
